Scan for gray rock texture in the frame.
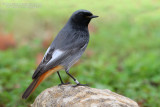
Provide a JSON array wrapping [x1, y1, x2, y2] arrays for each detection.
[[32, 84, 139, 107]]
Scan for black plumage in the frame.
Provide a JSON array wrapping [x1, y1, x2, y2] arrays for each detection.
[[22, 9, 98, 99]]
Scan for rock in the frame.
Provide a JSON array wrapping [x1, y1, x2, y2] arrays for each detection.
[[32, 84, 139, 107]]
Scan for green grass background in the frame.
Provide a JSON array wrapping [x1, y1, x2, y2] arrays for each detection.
[[0, 0, 160, 106]]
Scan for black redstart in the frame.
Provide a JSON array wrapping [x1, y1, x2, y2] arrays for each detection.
[[22, 9, 98, 99]]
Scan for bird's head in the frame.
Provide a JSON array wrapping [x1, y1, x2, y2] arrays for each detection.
[[69, 9, 98, 27]]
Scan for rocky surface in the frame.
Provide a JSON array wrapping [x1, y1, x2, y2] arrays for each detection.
[[32, 84, 139, 107]]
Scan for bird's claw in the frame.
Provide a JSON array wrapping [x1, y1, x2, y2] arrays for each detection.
[[58, 82, 71, 86], [73, 83, 89, 87]]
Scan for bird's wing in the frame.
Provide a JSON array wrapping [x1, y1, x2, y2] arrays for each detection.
[[32, 33, 88, 79], [32, 47, 56, 79]]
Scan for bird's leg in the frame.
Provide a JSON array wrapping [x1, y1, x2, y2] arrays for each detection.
[[65, 70, 88, 87], [57, 71, 70, 86], [57, 71, 64, 84]]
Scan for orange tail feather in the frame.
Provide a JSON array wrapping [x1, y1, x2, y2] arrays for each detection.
[[22, 65, 63, 99]]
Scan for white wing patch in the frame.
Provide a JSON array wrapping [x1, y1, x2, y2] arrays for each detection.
[[43, 47, 51, 61], [47, 49, 64, 65]]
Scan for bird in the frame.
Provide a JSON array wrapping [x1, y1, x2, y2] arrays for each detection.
[[22, 9, 98, 99]]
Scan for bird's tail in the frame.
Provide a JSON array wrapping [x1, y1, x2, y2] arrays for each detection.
[[22, 65, 63, 99]]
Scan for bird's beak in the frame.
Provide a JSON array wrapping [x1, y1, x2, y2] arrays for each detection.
[[87, 15, 99, 19]]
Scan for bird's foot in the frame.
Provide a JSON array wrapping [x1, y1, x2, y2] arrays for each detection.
[[58, 82, 71, 86], [73, 83, 89, 87]]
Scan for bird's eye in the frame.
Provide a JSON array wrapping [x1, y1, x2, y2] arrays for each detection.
[[84, 13, 92, 19], [84, 13, 92, 16]]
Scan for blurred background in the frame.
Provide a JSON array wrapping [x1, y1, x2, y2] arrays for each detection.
[[0, 0, 160, 106]]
